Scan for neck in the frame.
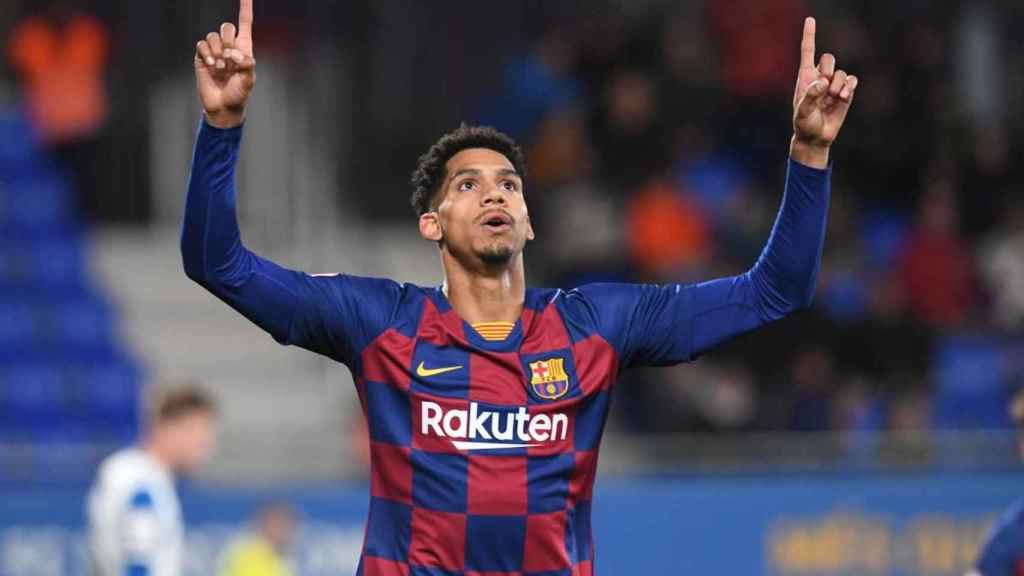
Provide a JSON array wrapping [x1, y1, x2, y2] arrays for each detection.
[[142, 434, 174, 474], [441, 250, 526, 324]]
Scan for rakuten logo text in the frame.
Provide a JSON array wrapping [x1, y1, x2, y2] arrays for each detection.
[[420, 401, 568, 451]]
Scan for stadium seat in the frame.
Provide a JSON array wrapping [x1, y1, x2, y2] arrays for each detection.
[[0, 108, 141, 481], [0, 111, 40, 171], [0, 173, 74, 232], [930, 335, 1013, 430]]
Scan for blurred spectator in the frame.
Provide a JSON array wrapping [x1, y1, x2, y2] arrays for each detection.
[[880, 389, 932, 466], [525, 108, 591, 189], [686, 363, 758, 431], [952, 1, 1014, 242], [657, 11, 723, 159], [6, 2, 109, 218], [833, 378, 883, 433], [708, 0, 805, 175], [841, 274, 930, 391], [787, 344, 840, 432], [591, 69, 671, 188], [899, 181, 977, 330], [531, 110, 627, 286], [979, 200, 1024, 331], [620, 361, 757, 434], [707, 0, 803, 102], [958, 126, 1014, 241], [476, 27, 582, 143], [679, 152, 768, 272], [219, 504, 298, 576], [955, 2, 1004, 136], [816, 191, 870, 324], [6, 4, 108, 144], [626, 179, 712, 281]]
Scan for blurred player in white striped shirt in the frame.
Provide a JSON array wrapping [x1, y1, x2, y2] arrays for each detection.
[[87, 385, 217, 576]]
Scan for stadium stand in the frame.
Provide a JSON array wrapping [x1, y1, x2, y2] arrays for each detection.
[[0, 109, 141, 482]]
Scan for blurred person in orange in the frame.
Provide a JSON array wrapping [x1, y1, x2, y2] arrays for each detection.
[[6, 3, 109, 144], [87, 384, 218, 576], [627, 180, 712, 281], [219, 503, 298, 576], [6, 2, 110, 216]]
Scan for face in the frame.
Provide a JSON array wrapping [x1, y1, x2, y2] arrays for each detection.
[[419, 148, 534, 267], [165, 411, 217, 474], [261, 506, 297, 551]]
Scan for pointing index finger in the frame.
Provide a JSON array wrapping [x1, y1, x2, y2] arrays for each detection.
[[238, 0, 254, 40], [800, 17, 816, 69]]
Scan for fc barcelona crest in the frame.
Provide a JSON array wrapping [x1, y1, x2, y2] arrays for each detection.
[[529, 358, 570, 400]]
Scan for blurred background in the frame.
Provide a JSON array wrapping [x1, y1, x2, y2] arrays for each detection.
[[1, 0, 1023, 574]]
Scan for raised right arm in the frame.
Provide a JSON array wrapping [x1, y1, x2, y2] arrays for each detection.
[[182, 1, 400, 364], [181, 120, 328, 347]]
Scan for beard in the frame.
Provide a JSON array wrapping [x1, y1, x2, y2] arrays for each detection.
[[478, 242, 515, 266]]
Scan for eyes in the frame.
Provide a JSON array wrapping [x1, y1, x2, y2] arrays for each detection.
[[456, 178, 520, 193]]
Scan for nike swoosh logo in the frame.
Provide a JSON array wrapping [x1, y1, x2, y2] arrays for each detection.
[[416, 361, 463, 378]]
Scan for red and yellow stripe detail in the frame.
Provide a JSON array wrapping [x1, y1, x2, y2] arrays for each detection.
[[471, 321, 515, 342]]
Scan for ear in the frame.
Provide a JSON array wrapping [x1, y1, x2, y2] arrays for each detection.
[[419, 211, 443, 242], [525, 213, 535, 242]]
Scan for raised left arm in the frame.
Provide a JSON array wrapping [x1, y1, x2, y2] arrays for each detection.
[[565, 157, 829, 367], [687, 156, 829, 358], [689, 16, 858, 357], [562, 18, 857, 367]]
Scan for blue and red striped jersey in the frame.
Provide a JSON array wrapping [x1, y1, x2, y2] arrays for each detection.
[[337, 279, 702, 575], [182, 119, 832, 575]]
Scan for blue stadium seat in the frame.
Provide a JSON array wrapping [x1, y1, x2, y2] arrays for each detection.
[[862, 210, 909, 269], [28, 432, 102, 483], [0, 111, 41, 171], [0, 173, 74, 232], [930, 335, 1013, 430], [0, 359, 141, 441], [81, 360, 142, 420], [0, 298, 115, 353], [0, 108, 141, 478], [0, 240, 88, 293], [1, 365, 64, 431]]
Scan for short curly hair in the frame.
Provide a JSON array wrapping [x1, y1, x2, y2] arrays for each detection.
[[410, 124, 527, 217], [148, 382, 216, 424]]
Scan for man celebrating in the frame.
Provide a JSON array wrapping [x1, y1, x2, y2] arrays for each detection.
[[183, 2, 856, 573]]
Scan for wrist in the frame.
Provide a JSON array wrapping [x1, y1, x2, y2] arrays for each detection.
[[204, 109, 245, 130], [790, 136, 830, 169]]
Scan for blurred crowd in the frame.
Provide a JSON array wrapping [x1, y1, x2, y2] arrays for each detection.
[[5, 0, 1024, 445], [471, 1, 1024, 437]]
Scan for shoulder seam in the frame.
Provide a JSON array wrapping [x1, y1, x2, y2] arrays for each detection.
[[357, 281, 421, 357]]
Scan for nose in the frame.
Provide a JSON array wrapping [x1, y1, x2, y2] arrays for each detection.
[[481, 183, 508, 206]]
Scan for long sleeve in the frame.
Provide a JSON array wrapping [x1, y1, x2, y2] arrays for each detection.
[[181, 119, 401, 365], [686, 157, 831, 358], [563, 157, 831, 367]]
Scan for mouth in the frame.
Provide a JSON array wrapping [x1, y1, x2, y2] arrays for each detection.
[[479, 210, 514, 233]]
